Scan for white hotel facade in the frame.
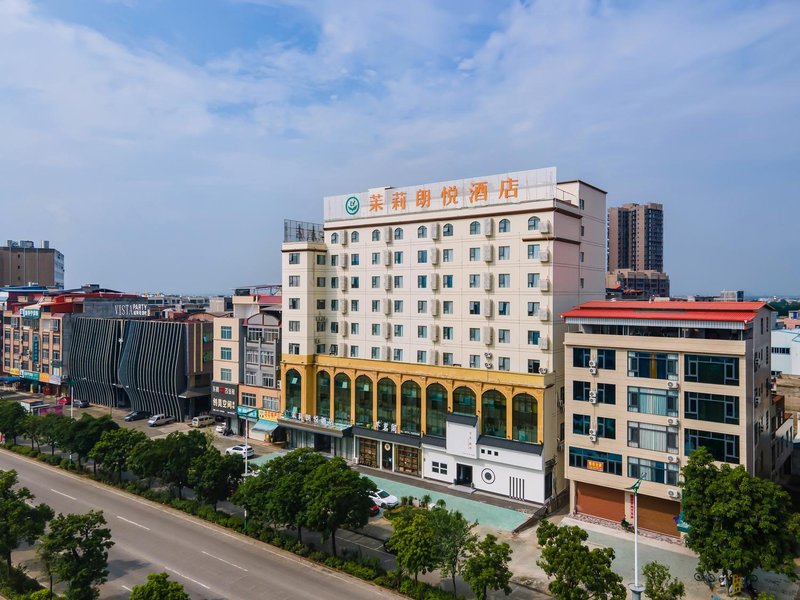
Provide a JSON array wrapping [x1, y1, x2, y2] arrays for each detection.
[[279, 167, 606, 504]]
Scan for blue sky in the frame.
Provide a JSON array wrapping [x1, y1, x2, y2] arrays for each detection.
[[1, 0, 798, 295]]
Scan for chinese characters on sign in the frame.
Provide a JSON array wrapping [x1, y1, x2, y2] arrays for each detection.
[[212, 397, 235, 412], [586, 460, 605, 472]]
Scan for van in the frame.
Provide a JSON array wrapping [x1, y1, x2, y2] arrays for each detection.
[[190, 415, 214, 428], [147, 414, 176, 427]]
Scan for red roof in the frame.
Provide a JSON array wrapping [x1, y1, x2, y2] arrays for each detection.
[[562, 301, 768, 323]]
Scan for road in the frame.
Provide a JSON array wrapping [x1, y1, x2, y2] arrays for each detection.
[[0, 450, 398, 600]]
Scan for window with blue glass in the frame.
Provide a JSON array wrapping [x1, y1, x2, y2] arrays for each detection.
[[684, 391, 739, 424], [573, 381, 591, 401], [597, 349, 616, 370], [684, 354, 739, 386], [628, 352, 678, 380], [597, 416, 616, 439], [572, 414, 591, 435], [569, 447, 622, 475], [685, 429, 739, 464], [597, 383, 616, 405], [573, 347, 591, 368], [627, 386, 678, 417], [628, 457, 679, 485]]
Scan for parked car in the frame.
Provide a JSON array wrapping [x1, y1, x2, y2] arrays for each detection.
[[369, 489, 399, 509], [147, 414, 176, 427], [56, 396, 71, 406], [123, 410, 151, 422], [190, 415, 215, 428], [74, 399, 90, 408], [369, 502, 380, 517], [225, 444, 255, 459]]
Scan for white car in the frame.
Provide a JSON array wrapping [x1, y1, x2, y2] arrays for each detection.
[[225, 444, 255, 459], [147, 414, 176, 427], [369, 489, 399, 509]]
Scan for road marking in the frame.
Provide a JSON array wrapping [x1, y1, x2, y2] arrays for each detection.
[[117, 515, 151, 531], [121, 585, 132, 592], [166, 568, 211, 590], [50, 488, 76, 500], [201, 550, 249, 572]]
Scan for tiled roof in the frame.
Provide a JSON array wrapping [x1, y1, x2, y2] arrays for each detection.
[[563, 300, 768, 323]]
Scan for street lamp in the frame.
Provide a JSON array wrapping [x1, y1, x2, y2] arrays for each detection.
[[627, 475, 646, 599]]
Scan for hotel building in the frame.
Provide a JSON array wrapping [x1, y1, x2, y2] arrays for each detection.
[[563, 301, 794, 536], [280, 167, 606, 504]]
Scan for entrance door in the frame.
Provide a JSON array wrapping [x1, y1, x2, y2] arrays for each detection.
[[314, 434, 332, 453], [381, 442, 393, 470], [456, 464, 473, 486]]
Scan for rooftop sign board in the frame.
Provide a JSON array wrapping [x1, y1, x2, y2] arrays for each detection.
[[324, 167, 557, 222]]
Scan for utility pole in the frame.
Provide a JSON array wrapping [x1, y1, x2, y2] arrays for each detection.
[[627, 476, 645, 599]]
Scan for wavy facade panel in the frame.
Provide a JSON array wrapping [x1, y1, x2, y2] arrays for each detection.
[[67, 317, 126, 408]]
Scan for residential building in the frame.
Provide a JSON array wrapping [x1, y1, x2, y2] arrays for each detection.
[[719, 290, 745, 302], [607, 203, 668, 298], [0, 240, 64, 288], [563, 300, 793, 536], [606, 270, 670, 299], [280, 167, 606, 505]]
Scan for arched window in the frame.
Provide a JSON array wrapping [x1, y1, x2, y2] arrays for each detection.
[[527, 216, 540, 231], [452, 386, 476, 416], [469, 221, 481, 235], [393, 227, 404, 240], [498, 218, 511, 233], [371, 229, 381, 242], [512, 393, 538, 443], [355, 375, 373, 426], [481, 390, 507, 438], [442, 223, 453, 237], [331, 232, 339, 244], [285, 369, 302, 413], [350, 231, 359, 243], [426, 383, 447, 437], [377, 378, 396, 426], [400, 381, 421, 434], [417, 226, 427, 239], [334, 373, 352, 423], [316, 371, 331, 418]]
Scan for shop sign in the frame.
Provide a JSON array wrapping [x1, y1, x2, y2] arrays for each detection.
[[20, 307, 40, 318], [39, 373, 49, 383], [21, 370, 39, 381], [258, 409, 280, 421], [586, 460, 605, 472], [32, 336, 39, 363], [238, 406, 258, 420], [211, 397, 236, 417], [8, 368, 20, 376], [49, 375, 61, 385], [375, 420, 398, 434], [282, 410, 344, 431]]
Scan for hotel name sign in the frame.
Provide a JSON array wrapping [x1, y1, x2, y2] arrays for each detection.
[[324, 167, 557, 222]]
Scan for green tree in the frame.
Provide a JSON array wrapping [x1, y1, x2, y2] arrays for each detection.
[[89, 428, 147, 483], [0, 402, 27, 445], [681, 447, 800, 580], [462, 533, 513, 600], [39, 510, 114, 600], [38, 413, 68, 456], [430, 506, 476, 596], [232, 447, 326, 539], [160, 431, 208, 499], [0, 469, 54, 570], [128, 438, 169, 488], [129, 572, 189, 600], [302, 456, 376, 556], [642, 561, 685, 600], [387, 508, 439, 584], [536, 519, 625, 600], [59, 415, 118, 470], [187, 449, 243, 509], [23, 413, 43, 450]]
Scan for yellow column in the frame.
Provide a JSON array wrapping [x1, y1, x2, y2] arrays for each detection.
[[420, 380, 427, 435], [350, 372, 357, 425], [372, 378, 378, 428], [395, 380, 402, 429], [538, 390, 546, 444], [505, 387, 513, 439]]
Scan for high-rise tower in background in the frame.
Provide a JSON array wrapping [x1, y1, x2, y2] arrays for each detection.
[[0, 240, 64, 288]]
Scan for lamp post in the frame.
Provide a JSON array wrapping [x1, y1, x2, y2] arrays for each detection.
[[627, 476, 646, 599]]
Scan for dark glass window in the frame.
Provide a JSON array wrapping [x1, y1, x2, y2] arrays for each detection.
[[568, 447, 623, 475], [573, 347, 590, 368], [684, 392, 739, 424], [684, 355, 739, 386]]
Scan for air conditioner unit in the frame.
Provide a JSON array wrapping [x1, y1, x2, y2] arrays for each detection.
[[483, 327, 494, 345], [338, 343, 348, 357], [431, 300, 440, 316], [538, 367, 548, 375], [431, 223, 440, 240], [588, 434, 597, 443], [430, 326, 440, 342], [539, 220, 551, 234], [340, 253, 349, 268], [384, 226, 393, 243], [383, 299, 391, 316], [589, 360, 597, 368], [482, 299, 494, 317], [667, 417, 679, 426], [588, 428, 597, 436], [540, 249, 551, 263], [539, 307, 550, 321], [383, 324, 391, 339], [429, 350, 439, 365], [340, 279, 348, 291], [483, 218, 494, 237], [484, 352, 493, 359], [383, 251, 392, 266], [431, 273, 440, 291], [667, 381, 679, 390], [430, 247, 440, 265], [483, 273, 493, 291], [340, 303, 348, 315], [540, 278, 551, 292], [383, 275, 392, 291], [557, 439, 564, 451], [339, 321, 348, 337], [667, 489, 681, 499], [754, 395, 761, 407], [340, 232, 348, 246], [314, 315, 327, 323], [484, 362, 493, 369], [589, 367, 598, 375], [539, 337, 550, 351], [589, 391, 598, 404], [382, 346, 391, 361], [667, 454, 681, 464], [557, 397, 565, 408]]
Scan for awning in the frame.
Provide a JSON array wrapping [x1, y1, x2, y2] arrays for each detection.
[[0, 376, 21, 383], [179, 388, 209, 399], [252, 419, 279, 434]]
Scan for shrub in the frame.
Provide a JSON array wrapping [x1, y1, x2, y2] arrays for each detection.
[[340, 560, 381, 581]]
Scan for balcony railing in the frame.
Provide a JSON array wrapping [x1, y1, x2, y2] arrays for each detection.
[[284, 220, 324, 243]]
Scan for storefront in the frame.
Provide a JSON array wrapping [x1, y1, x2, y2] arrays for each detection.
[[210, 383, 237, 431], [575, 481, 625, 523], [278, 410, 353, 457], [353, 426, 422, 477]]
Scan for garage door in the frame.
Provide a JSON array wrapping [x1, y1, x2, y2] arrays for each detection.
[[638, 495, 680, 537], [575, 482, 624, 522]]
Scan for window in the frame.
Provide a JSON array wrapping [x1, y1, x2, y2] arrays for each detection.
[[330, 322, 339, 333], [417, 226, 427, 238], [317, 299, 326, 310], [371, 252, 380, 265], [351, 254, 360, 265], [580, 225, 585, 236], [393, 227, 404, 240], [597, 417, 616, 439], [260, 351, 275, 365], [628, 457, 679, 486], [417, 300, 427, 313], [330, 255, 338, 266], [498, 301, 510, 316], [220, 347, 232, 360], [220, 368, 232, 382], [431, 461, 448, 475], [350, 322, 359, 335], [316, 277, 326, 287], [527, 273, 540, 288], [498, 274, 510, 288], [221, 326, 232, 340], [289, 253, 300, 264], [469, 355, 480, 368], [498, 329, 510, 343], [443, 353, 454, 365], [350, 299, 359, 312], [330, 277, 339, 288], [628, 421, 679, 454], [580, 251, 584, 263], [443, 301, 454, 314], [684, 392, 740, 424], [330, 299, 339, 311], [527, 359, 541, 374], [331, 233, 339, 244], [597, 349, 616, 370], [627, 387, 678, 416], [528, 216, 541, 231], [498, 246, 510, 260], [498, 218, 510, 233], [579, 198, 585, 210], [573, 414, 591, 435], [371, 347, 380, 359], [469, 301, 481, 315], [372, 229, 381, 241], [417, 325, 428, 338], [573, 348, 590, 368], [573, 381, 591, 401], [417, 275, 427, 288], [417, 250, 428, 263], [527, 302, 540, 317], [371, 300, 380, 312], [393, 348, 403, 361], [443, 327, 454, 340], [245, 371, 257, 385], [241, 393, 257, 407], [371, 276, 380, 288], [417, 350, 427, 363], [351, 231, 359, 243], [525, 330, 539, 345], [316, 254, 326, 265], [263, 395, 280, 411], [597, 383, 616, 405], [580, 278, 584, 289], [289, 298, 300, 309], [684, 354, 739, 386], [469, 328, 480, 342], [443, 275, 454, 288], [350, 345, 359, 358], [350, 276, 360, 288], [628, 352, 678, 380], [393, 300, 403, 313], [685, 429, 739, 463], [443, 223, 453, 236], [288, 343, 300, 355], [469, 274, 480, 288], [288, 321, 300, 332], [527, 244, 540, 259], [394, 325, 404, 337], [469, 248, 480, 261], [569, 447, 622, 476], [371, 323, 380, 336], [316, 321, 326, 332], [469, 221, 481, 235], [443, 249, 454, 262], [498, 357, 510, 371], [393, 251, 403, 264]]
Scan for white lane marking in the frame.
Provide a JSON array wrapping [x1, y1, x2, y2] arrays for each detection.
[[201, 550, 249, 572], [166, 568, 211, 590], [50, 488, 76, 500], [121, 585, 132, 592], [117, 515, 151, 531]]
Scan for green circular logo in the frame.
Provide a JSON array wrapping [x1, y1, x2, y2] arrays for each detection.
[[345, 196, 360, 215]]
